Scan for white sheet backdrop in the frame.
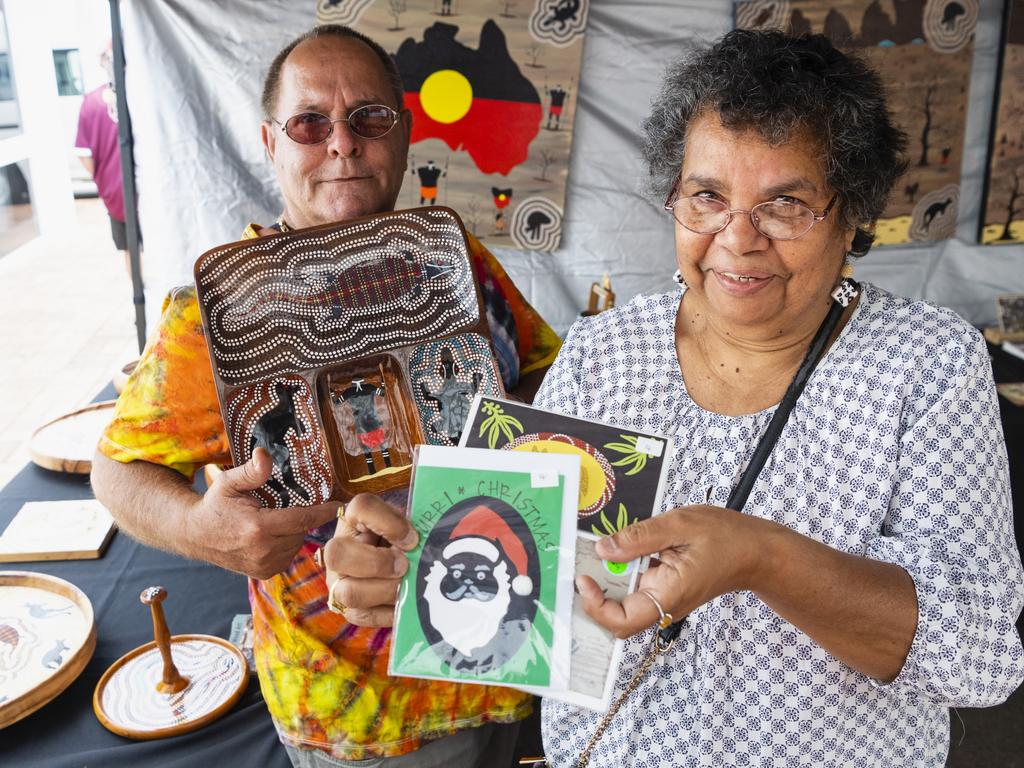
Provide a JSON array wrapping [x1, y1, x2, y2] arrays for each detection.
[[122, 0, 1022, 337]]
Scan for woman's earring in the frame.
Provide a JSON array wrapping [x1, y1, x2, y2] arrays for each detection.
[[831, 259, 858, 307], [672, 269, 686, 288]]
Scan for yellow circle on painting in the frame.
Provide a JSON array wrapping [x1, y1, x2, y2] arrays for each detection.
[[420, 69, 473, 124], [510, 439, 606, 511]]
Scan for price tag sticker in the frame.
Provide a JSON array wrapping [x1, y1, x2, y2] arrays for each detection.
[[531, 470, 558, 488]]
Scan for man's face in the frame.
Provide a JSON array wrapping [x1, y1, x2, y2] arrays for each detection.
[[261, 36, 411, 228]]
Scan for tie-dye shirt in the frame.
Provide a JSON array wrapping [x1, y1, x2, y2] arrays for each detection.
[[99, 225, 558, 758]]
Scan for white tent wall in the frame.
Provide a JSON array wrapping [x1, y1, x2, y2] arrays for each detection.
[[122, 0, 1022, 338]]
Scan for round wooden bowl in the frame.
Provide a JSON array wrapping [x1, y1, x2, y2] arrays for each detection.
[[28, 401, 117, 474], [0, 571, 96, 729], [93, 634, 248, 740]]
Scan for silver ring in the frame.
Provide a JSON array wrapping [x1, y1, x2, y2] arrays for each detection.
[[639, 589, 673, 630]]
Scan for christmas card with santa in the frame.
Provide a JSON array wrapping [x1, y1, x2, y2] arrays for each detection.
[[460, 395, 673, 711], [389, 445, 579, 692]]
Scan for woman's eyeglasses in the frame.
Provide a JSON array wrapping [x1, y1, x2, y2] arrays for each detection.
[[664, 183, 838, 241], [273, 105, 401, 144]]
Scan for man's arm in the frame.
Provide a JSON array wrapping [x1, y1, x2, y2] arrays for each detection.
[[79, 156, 95, 177], [91, 449, 338, 579]]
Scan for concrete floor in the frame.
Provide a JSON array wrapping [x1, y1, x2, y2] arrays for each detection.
[[0, 197, 138, 489]]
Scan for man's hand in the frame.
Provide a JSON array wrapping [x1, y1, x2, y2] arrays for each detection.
[[191, 448, 339, 580], [323, 494, 419, 627]]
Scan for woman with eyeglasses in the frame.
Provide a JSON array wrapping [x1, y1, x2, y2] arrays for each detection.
[[532, 30, 1024, 767]]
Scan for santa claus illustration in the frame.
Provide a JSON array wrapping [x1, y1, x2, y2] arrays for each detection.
[[417, 497, 539, 673]]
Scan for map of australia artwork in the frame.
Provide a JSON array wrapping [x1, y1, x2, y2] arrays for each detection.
[[316, 0, 589, 252], [735, 0, 977, 246], [980, 0, 1024, 244]]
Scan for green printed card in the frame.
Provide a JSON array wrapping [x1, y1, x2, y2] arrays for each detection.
[[388, 445, 579, 691]]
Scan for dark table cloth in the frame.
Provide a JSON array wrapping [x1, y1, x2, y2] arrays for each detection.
[[0, 388, 290, 767]]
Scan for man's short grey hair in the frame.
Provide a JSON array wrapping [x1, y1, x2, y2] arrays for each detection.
[[261, 25, 404, 119], [642, 29, 908, 243]]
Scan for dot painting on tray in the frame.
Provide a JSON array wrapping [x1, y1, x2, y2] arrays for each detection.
[[194, 208, 506, 504], [224, 375, 332, 507], [409, 334, 500, 446]]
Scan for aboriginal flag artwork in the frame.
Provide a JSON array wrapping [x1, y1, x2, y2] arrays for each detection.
[[980, 0, 1024, 244], [735, 0, 977, 246], [317, 0, 590, 252]]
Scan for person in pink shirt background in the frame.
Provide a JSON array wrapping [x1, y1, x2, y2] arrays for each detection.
[[75, 43, 140, 271]]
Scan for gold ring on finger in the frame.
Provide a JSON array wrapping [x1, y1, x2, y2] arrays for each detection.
[[639, 589, 673, 630], [327, 577, 347, 615]]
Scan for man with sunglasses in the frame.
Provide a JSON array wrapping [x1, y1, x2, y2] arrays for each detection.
[[92, 24, 560, 768]]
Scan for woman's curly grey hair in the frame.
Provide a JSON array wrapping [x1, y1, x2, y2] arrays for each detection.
[[642, 29, 908, 249]]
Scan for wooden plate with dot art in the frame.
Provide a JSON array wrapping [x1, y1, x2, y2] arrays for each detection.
[[194, 207, 504, 506], [0, 571, 96, 729]]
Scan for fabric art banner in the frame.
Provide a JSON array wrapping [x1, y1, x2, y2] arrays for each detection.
[[980, 0, 1024, 244], [316, 0, 589, 252], [735, 0, 977, 246]]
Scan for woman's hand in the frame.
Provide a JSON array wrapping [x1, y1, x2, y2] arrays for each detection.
[[576, 505, 773, 639], [323, 493, 419, 627]]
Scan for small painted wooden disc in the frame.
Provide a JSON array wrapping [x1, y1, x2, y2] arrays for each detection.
[[94, 635, 247, 740]]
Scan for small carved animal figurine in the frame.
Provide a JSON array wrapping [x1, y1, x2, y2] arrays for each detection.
[[24, 602, 71, 619], [421, 348, 484, 441], [334, 379, 393, 474], [923, 198, 953, 228], [42, 639, 69, 669], [250, 381, 310, 507]]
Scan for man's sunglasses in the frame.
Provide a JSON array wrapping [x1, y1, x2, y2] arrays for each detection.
[[273, 105, 401, 144]]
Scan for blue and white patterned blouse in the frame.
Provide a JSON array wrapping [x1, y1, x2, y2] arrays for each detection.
[[534, 282, 1024, 767]]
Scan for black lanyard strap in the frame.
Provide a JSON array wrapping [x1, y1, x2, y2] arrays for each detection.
[[657, 278, 858, 648]]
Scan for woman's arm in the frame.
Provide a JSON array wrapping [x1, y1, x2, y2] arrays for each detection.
[[578, 505, 917, 682]]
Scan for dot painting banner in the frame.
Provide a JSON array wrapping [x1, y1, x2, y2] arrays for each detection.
[[316, 0, 590, 253], [734, 0, 978, 247], [980, 0, 1024, 245]]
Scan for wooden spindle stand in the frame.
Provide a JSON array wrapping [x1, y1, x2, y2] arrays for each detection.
[[93, 585, 249, 740]]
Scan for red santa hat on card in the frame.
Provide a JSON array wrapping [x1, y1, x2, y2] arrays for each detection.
[[442, 504, 533, 596]]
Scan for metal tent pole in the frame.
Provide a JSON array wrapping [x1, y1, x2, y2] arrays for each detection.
[[109, 0, 146, 352]]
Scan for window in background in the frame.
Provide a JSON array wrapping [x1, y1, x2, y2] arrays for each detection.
[[0, 159, 37, 258], [52, 48, 83, 97], [0, 2, 20, 136]]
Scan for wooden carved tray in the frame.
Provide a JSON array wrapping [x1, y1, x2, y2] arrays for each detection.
[[194, 207, 504, 506], [28, 401, 117, 474], [0, 571, 96, 728]]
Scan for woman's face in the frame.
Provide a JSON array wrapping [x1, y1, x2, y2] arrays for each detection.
[[673, 113, 855, 335]]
